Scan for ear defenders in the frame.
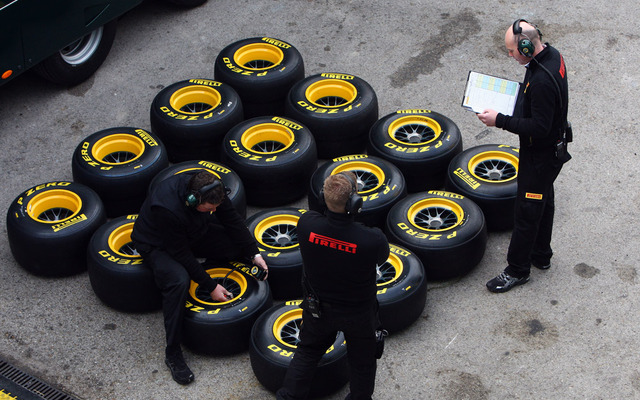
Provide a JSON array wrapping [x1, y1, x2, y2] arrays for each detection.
[[186, 179, 228, 207], [512, 19, 542, 58], [319, 172, 363, 215]]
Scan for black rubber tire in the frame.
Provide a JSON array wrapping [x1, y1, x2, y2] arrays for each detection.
[[147, 160, 247, 218], [32, 20, 117, 86], [385, 191, 487, 281], [149, 79, 244, 162], [249, 301, 348, 397], [245, 207, 307, 300], [221, 116, 317, 207], [71, 127, 169, 218], [308, 154, 407, 228], [445, 144, 519, 231], [377, 244, 427, 333], [182, 262, 273, 355], [367, 109, 463, 192], [284, 72, 378, 159], [214, 37, 305, 118], [87, 215, 161, 312], [6, 182, 106, 277]]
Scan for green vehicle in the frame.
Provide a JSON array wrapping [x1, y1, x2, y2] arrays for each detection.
[[0, 0, 207, 87]]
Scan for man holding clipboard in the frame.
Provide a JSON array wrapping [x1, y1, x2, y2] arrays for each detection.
[[474, 19, 571, 293]]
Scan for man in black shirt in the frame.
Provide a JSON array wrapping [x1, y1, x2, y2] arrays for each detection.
[[132, 170, 268, 384], [276, 172, 389, 400], [477, 19, 570, 292]]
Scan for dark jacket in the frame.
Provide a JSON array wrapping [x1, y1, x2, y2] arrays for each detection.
[[496, 44, 569, 150], [131, 172, 258, 293], [297, 209, 389, 307]]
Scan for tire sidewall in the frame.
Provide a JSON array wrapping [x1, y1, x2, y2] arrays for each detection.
[[87, 215, 161, 312], [384, 191, 487, 280], [182, 263, 272, 355], [214, 37, 304, 101], [284, 73, 378, 158], [71, 127, 169, 217], [221, 116, 317, 206], [6, 181, 106, 276], [245, 207, 307, 299], [367, 109, 463, 191]]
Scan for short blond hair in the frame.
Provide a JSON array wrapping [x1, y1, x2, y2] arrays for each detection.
[[323, 172, 357, 212]]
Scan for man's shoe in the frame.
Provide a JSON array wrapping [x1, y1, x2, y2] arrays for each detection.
[[165, 352, 195, 385], [486, 271, 529, 293], [532, 261, 551, 270]]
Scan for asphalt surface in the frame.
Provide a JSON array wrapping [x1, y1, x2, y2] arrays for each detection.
[[1, 0, 639, 399]]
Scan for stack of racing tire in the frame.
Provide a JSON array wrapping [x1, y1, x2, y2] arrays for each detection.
[[5, 35, 521, 399]]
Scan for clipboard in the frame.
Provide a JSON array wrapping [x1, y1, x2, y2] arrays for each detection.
[[462, 71, 520, 116]]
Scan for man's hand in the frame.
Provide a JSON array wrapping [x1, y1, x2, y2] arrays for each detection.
[[211, 284, 233, 302], [252, 254, 269, 280], [477, 109, 498, 127]]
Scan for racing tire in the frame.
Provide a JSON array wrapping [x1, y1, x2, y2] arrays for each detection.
[[149, 79, 244, 162], [245, 208, 307, 300], [385, 191, 487, 281], [308, 155, 407, 228], [221, 116, 317, 207], [214, 37, 305, 118], [6, 181, 106, 277], [377, 244, 427, 333], [32, 20, 117, 86], [87, 215, 162, 313], [284, 72, 378, 159], [71, 127, 169, 218], [445, 144, 519, 231], [147, 160, 247, 218], [367, 109, 463, 192], [249, 301, 348, 397], [182, 262, 272, 355]]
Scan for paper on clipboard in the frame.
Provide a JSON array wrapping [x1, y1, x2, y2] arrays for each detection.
[[462, 71, 520, 116]]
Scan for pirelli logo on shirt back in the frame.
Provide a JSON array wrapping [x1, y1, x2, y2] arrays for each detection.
[[308, 232, 357, 254]]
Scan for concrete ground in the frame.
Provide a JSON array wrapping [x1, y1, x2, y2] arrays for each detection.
[[1, 0, 639, 399]]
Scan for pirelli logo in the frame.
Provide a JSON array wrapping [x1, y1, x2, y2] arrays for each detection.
[[525, 192, 543, 200], [308, 232, 357, 254]]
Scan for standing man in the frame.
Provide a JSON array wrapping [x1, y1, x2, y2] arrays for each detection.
[[477, 19, 570, 293], [132, 170, 268, 384], [276, 172, 389, 400]]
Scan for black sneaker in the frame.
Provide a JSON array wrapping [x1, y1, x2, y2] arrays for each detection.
[[165, 350, 194, 385], [486, 271, 529, 293], [532, 261, 551, 270]]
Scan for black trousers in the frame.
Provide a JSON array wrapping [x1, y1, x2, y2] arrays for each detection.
[[506, 149, 563, 278], [138, 223, 243, 351], [276, 302, 378, 400]]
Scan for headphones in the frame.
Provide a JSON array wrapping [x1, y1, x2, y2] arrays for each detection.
[[319, 172, 363, 215], [512, 19, 542, 58], [512, 19, 564, 114], [185, 179, 228, 207]]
